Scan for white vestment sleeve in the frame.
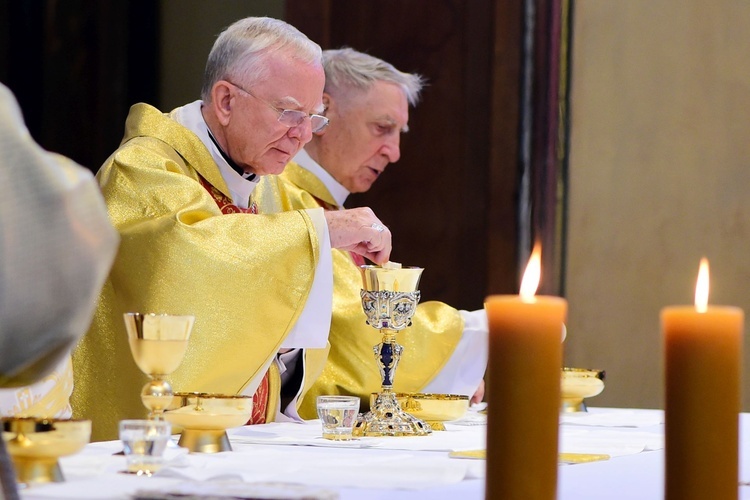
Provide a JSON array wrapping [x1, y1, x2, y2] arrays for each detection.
[[239, 209, 332, 400], [280, 208, 333, 349], [422, 309, 488, 397], [0, 356, 73, 418]]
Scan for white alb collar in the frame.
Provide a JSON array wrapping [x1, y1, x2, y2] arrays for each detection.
[[172, 100, 258, 209], [292, 149, 350, 208]]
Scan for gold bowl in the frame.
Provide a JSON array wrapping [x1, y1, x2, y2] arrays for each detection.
[[370, 392, 469, 429], [1, 417, 91, 485], [561, 367, 605, 412], [164, 392, 252, 453]]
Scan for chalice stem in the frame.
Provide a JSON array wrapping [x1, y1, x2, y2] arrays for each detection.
[[376, 330, 402, 391]]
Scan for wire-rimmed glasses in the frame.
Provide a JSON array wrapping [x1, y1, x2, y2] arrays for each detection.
[[226, 80, 329, 133]]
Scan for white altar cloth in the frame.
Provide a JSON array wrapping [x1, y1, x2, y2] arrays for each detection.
[[15, 407, 750, 499]]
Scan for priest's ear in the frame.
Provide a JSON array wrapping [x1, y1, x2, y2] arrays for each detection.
[[209, 81, 235, 126], [315, 93, 333, 136]]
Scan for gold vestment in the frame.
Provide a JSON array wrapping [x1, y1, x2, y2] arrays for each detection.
[[255, 162, 464, 419], [72, 104, 325, 440]]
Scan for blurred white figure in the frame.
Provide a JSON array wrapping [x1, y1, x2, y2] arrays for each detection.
[[0, 82, 119, 417]]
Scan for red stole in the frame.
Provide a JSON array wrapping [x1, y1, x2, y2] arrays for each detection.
[[198, 175, 267, 424]]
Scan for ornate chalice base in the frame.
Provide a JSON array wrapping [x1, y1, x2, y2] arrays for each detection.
[[1, 417, 91, 485], [354, 391, 431, 437], [371, 393, 470, 431]]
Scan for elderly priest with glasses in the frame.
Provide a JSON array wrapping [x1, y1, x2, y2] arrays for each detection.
[[72, 17, 392, 441]]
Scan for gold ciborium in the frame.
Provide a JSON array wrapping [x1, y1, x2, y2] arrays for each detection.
[[354, 264, 431, 437], [561, 367, 606, 412], [124, 313, 195, 420], [164, 392, 252, 453], [1, 417, 91, 485]]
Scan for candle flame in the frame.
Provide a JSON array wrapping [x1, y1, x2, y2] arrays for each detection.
[[520, 242, 542, 301], [694, 257, 709, 313]]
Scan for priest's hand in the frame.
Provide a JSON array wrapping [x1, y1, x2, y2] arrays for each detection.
[[471, 379, 485, 405], [324, 208, 392, 264]]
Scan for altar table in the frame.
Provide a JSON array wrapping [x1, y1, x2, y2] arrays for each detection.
[[16, 408, 750, 499]]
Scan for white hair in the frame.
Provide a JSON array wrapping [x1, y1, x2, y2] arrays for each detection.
[[322, 48, 425, 106], [201, 17, 322, 102]]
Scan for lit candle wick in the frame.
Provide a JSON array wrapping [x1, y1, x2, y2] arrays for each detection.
[[520, 242, 542, 302], [694, 257, 709, 313]]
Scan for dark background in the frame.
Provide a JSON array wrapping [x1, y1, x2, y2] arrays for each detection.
[[0, 0, 570, 310]]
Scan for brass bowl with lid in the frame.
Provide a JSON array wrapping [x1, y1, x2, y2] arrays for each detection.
[[164, 392, 252, 453], [1, 417, 91, 485], [561, 367, 605, 412]]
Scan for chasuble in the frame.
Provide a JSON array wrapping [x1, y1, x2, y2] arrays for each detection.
[[255, 161, 466, 419], [71, 103, 325, 441]]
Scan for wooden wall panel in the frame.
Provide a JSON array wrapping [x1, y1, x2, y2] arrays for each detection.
[[0, 0, 159, 173], [287, 0, 524, 310]]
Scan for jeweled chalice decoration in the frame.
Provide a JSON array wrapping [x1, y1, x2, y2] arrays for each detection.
[[124, 313, 195, 419], [353, 264, 432, 437]]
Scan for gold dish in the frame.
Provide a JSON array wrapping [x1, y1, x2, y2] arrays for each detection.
[[1, 417, 91, 485], [448, 449, 610, 464], [164, 392, 252, 453], [561, 367, 605, 412], [370, 392, 469, 427]]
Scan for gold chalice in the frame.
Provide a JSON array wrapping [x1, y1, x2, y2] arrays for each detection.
[[164, 392, 252, 453], [561, 367, 606, 412], [124, 313, 195, 420], [1, 417, 91, 485], [354, 264, 431, 437], [0, 324, 83, 496]]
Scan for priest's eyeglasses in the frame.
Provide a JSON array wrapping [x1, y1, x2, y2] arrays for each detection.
[[226, 80, 329, 133]]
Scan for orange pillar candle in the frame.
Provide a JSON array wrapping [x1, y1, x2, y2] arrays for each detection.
[[485, 244, 567, 500], [662, 258, 743, 500]]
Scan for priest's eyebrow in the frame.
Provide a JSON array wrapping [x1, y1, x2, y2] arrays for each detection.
[[375, 115, 409, 134], [276, 95, 326, 115]]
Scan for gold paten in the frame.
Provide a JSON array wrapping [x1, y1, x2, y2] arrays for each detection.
[[124, 313, 194, 420], [561, 367, 606, 412], [354, 265, 432, 437], [164, 392, 252, 453], [448, 449, 611, 464], [1, 417, 91, 485]]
